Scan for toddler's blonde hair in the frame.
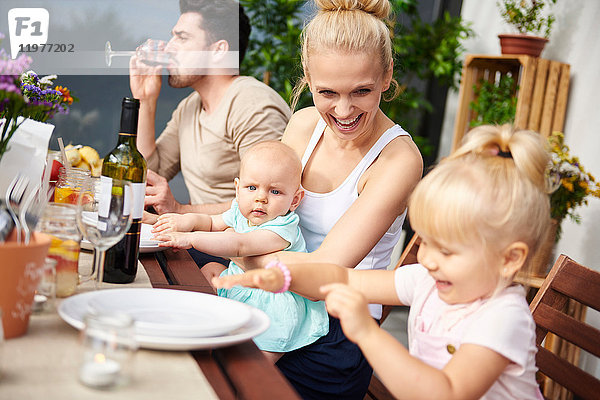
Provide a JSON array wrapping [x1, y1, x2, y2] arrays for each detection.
[[408, 125, 551, 280]]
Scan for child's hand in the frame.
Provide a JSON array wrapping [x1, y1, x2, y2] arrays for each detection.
[[212, 268, 284, 292], [152, 213, 195, 233], [320, 283, 378, 345], [152, 232, 194, 249]]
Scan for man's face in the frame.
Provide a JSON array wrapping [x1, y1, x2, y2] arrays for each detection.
[[164, 12, 211, 88]]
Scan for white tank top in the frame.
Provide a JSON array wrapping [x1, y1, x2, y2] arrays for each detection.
[[296, 118, 410, 319]]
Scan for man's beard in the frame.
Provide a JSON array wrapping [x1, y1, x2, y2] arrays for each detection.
[[168, 73, 202, 88]]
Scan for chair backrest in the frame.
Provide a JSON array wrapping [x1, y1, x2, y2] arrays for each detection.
[[379, 233, 420, 324], [529, 254, 600, 399]]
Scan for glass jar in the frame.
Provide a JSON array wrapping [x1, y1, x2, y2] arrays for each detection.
[[54, 167, 93, 205], [37, 203, 82, 297]]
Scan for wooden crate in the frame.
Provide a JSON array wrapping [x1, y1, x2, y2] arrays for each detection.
[[452, 54, 570, 151]]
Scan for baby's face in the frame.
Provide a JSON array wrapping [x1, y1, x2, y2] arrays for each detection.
[[235, 158, 302, 226]]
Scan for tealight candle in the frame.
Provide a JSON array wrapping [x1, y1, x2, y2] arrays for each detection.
[[78, 312, 136, 390], [79, 353, 121, 388]]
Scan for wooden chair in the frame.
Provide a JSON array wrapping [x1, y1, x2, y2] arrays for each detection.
[[529, 254, 600, 399], [364, 233, 420, 400]]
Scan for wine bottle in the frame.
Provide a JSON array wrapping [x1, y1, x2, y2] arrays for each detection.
[[101, 97, 147, 283]]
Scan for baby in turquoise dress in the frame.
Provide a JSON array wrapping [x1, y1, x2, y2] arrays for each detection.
[[152, 141, 328, 362]]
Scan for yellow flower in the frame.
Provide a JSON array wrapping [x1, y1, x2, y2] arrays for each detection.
[[562, 179, 574, 192], [55, 85, 73, 105]]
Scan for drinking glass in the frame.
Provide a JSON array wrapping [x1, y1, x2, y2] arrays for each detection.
[[76, 177, 132, 289], [37, 203, 82, 297]]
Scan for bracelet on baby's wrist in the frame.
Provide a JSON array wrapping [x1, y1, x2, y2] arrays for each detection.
[[265, 260, 291, 293]]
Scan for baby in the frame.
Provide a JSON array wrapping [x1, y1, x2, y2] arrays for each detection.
[[152, 140, 328, 363]]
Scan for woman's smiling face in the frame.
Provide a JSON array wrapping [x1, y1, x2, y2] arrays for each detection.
[[306, 50, 391, 141]]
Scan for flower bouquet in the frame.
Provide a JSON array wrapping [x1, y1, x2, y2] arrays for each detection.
[[0, 32, 76, 161], [548, 131, 600, 239]]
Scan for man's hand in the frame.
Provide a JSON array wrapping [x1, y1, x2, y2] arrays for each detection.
[[129, 40, 163, 102], [144, 169, 181, 214], [142, 210, 159, 225]]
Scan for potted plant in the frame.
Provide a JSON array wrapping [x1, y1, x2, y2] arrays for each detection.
[[469, 74, 518, 127], [547, 131, 600, 240], [497, 0, 557, 57]]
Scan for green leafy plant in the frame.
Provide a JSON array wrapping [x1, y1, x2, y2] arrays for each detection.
[[469, 74, 518, 127], [240, 0, 307, 107], [240, 0, 474, 157], [547, 131, 600, 239], [497, 0, 557, 38]]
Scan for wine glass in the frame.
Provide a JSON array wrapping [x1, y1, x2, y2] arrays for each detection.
[[76, 177, 132, 289], [105, 40, 170, 67]]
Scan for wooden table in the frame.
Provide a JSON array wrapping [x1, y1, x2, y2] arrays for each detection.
[[139, 249, 300, 400]]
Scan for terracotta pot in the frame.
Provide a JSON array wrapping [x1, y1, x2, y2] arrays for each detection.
[[0, 231, 51, 339], [498, 34, 549, 58]]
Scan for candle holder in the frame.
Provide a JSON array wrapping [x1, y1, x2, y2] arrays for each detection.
[[78, 311, 137, 389]]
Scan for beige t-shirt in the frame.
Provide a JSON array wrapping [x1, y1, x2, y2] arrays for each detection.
[[147, 76, 291, 205]]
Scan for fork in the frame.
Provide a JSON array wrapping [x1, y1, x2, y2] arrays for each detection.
[[20, 184, 53, 245], [5, 173, 29, 244]]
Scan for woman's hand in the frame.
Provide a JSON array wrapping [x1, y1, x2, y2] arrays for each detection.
[[153, 232, 194, 249], [212, 268, 285, 293], [152, 213, 196, 233], [320, 283, 379, 344]]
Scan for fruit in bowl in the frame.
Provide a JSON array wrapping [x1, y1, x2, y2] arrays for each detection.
[[64, 144, 103, 177]]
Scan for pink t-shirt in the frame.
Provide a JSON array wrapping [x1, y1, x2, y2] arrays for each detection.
[[394, 264, 543, 400]]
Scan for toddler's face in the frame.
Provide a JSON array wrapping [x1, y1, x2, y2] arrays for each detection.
[[416, 234, 502, 305], [235, 157, 302, 226]]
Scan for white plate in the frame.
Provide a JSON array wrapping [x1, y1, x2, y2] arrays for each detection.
[[81, 222, 163, 253], [84, 288, 251, 337], [58, 289, 269, 350]]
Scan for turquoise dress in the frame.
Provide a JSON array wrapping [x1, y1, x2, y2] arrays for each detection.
[[217, 200, 329, 352]]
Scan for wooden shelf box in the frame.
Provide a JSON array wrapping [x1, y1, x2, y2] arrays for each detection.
[[452, 54, 570, 151]]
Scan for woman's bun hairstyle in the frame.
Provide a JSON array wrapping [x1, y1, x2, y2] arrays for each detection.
[[315, 0, 391, 19]]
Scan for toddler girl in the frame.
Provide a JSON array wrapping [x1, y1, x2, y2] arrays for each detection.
[[153, 141, 328, 363], [214, 125, 550, 399]]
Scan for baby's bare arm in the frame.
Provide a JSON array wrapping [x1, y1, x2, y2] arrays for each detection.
[[155, 228, 289, 258], [152, 213, 226, 233]]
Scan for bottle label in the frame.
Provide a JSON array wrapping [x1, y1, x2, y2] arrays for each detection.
[[131, 182, 145, 220], [97, 176, 112, 230]]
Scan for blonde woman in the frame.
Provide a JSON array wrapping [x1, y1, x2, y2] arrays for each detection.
[[235, 0, 423, 398]]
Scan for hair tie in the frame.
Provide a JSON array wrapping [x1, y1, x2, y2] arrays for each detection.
[[497, 150, 512, 159], [265, 260, 291, 293]]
